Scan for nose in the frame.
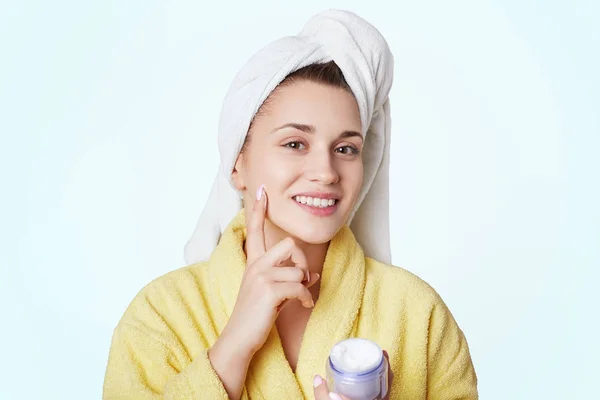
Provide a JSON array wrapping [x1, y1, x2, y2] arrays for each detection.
[[305, 148, 340, 185]]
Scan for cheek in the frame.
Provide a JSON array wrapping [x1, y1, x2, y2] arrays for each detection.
[[341, 162, 363, 187], [259, 154, 302, 187]]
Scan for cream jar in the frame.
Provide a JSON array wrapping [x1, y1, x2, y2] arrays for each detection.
[[325, 338, 388, 400]]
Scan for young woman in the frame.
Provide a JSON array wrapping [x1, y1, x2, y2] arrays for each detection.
[[103, 10, 478, 400]]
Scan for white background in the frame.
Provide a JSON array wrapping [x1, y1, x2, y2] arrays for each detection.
[[1, 0, 598, 398]]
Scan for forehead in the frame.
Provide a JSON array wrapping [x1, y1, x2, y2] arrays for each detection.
[[257, 80, 362, 131]]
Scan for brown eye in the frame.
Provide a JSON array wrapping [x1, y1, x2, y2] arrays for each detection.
[[336, 145, 360, 155], [284, 141, 306, 150]]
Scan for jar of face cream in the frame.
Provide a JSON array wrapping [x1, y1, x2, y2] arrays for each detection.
[[325, 338, 389, 400]]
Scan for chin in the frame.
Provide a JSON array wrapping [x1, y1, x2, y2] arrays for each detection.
[[275, 217, 344, 244]]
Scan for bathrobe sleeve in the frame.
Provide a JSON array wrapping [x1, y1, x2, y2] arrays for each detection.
[[426, 300, 479, 399], [103, 321, 232, 400]]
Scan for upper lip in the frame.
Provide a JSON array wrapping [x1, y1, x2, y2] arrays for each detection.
[[293, 192, 340, 200]]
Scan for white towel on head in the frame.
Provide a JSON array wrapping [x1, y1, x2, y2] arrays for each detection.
[[184, 9, 394, 265]]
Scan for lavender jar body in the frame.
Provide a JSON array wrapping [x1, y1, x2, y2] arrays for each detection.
[[325, 338, 389, 400]]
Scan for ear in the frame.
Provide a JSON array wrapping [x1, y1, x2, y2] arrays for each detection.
[[231, 153, 246, 191]]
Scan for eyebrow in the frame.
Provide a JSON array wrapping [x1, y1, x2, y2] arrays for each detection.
[[270, 122, 363, 140]]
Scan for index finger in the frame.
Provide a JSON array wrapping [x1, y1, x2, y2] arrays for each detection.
[[246, 184, 267, 265]]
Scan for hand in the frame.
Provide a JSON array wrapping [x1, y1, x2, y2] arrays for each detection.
[[209, 185, 320, 399], [219, 185, 320, 357], [313, 350, 394, 400]]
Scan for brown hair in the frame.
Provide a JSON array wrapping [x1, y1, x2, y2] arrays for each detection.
[[240, 61, 352, 153]]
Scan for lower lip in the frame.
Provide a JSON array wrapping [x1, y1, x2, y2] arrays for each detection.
[[293, 199, 339, 216]]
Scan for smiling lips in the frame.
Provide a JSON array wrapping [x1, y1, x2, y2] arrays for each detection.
[[293, 195, 337, 208], [292, 194, 339, 216]]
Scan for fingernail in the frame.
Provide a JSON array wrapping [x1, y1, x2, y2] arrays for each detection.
[[329, 393, 343, 400], [316, 273, 320, 280], [256, 184, 264, 201], [313, 375, 323, 387]]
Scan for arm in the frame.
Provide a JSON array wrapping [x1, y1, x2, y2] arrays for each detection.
[[103, 322, 235, 400], [427, 301, 478, 400], [208, 330, 254, 400]]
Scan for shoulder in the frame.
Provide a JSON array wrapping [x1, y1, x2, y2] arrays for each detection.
[[364, 257, 445, 308], [134, 262, 208, 305], [363, 257, 471, 348], [362, 259, 478, 395], [116, 262, 211, 333]]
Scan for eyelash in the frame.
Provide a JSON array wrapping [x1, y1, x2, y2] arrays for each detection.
[[283, 141, 360, 155]]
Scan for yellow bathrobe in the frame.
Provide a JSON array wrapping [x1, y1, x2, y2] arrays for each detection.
[[103, 210, 478, 399]]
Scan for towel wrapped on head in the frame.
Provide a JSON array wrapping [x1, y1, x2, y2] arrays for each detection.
[[184, 9, 394, 265]]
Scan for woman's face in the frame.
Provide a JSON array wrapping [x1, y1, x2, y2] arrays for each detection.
[[232, 80, 363, 244]]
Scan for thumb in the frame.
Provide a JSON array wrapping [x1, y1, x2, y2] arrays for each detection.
[[313, 375, 348, 400], [313, 375, 329, 399]]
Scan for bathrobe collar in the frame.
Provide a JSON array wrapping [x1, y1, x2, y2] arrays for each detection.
[[208, 209, 366, 398]]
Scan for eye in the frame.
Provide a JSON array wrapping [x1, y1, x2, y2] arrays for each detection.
[[335, 145, 360, 155], [283, 141, 306, 150]]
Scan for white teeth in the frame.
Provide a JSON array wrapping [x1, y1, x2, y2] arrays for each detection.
[[293, 196, 337, 208]]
